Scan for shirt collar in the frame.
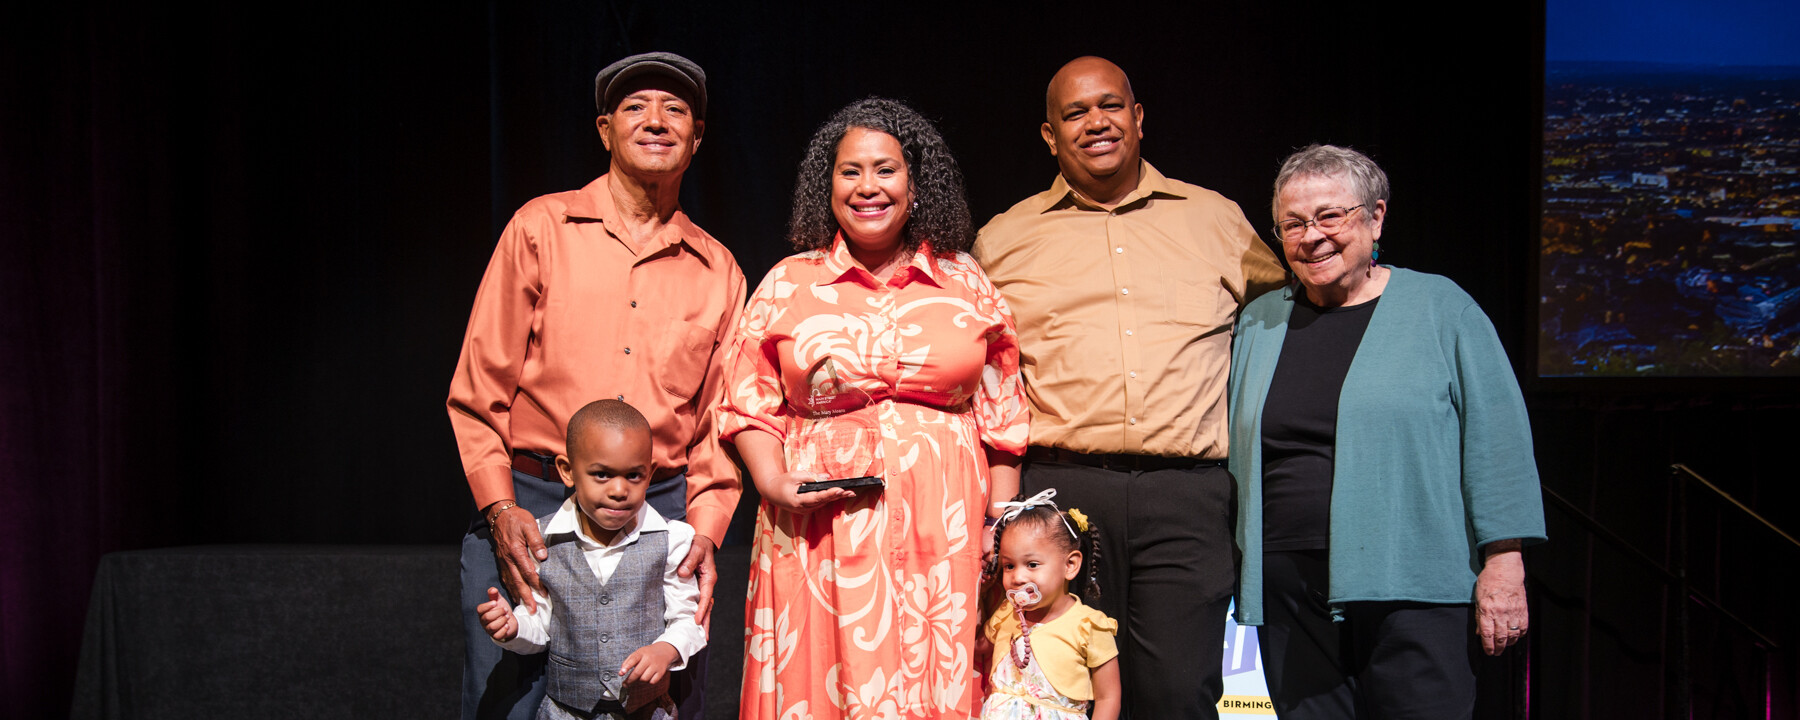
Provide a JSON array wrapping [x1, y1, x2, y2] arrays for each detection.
[[820, 233, 945, 289], [562, 173, 712, 268], [1036, 159, 1188, 214], [542, 496, 667, 550]]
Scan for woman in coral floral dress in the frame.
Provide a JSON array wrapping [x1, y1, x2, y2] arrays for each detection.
[[719, 98, 1029, 719]]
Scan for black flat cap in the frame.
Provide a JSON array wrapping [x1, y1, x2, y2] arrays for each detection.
[[594, 52, 707, 118]]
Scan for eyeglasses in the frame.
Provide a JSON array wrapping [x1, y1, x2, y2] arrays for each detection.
[[1274, 205, 1364, 242]]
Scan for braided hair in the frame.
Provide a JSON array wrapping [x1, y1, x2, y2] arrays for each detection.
[[984, 492, 1103, 601]]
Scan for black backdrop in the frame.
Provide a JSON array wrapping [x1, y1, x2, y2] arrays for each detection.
[[6, 2, 1797, 718]]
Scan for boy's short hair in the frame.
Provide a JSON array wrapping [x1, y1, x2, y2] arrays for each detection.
[[565, 398, 652, 450]]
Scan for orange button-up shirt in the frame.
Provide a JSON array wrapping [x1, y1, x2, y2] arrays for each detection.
[[447, 173, 746, 544], [973, 161, 1286, 459]]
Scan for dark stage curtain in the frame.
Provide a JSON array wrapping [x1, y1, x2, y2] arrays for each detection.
[[4, 4, 493, 715]]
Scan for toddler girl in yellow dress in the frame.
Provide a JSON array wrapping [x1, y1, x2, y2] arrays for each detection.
[[981, 489, 1120, 720]]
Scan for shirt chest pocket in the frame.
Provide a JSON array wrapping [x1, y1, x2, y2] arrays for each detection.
[[655, 319, 718, 401], [1173, 278, 1229, 326]]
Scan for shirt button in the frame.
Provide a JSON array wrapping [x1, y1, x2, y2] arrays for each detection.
[[1129, 371, 1137, 378], [600, 632, 612, 643], [1115, 247, 1123, 254], [629, 300, 637, 308], [624, 347, 631, 354], [599, 594, 611, 605], [1125, 329, 1134, 337], [616, 394, 624, 401], [1129, 417, 1137, 425], [1120, 288, 1130, 295]]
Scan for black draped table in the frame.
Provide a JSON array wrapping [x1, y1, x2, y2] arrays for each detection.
[[71, 545, 462, 718], [70, 544, 751, 719]]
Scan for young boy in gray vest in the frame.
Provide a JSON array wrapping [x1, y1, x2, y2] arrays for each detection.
[[478, 399, 704, 720]]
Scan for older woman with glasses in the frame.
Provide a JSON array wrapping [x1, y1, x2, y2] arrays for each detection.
[[1227, 144, 1546, 719]]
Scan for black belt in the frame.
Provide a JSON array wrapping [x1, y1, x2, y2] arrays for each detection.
[[512, 450, 685, 483], [1024, 446, 1224, 472]]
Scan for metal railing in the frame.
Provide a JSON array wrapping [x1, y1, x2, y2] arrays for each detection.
[[1537, 463, 1797, 719]]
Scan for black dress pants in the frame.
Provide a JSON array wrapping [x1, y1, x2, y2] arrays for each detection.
[[1261, 549, 1478, 720], [1021, 459, 1237, 720]]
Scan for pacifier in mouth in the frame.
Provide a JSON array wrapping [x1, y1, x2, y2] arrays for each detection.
[[1007, 582, 1043, 608]]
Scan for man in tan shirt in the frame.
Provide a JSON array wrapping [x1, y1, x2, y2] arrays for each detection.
[[447, 52, 744, 720], [973, 56, 1285, 719]]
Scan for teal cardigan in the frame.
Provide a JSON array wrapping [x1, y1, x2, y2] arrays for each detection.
[[1228, 268, 1547, 625]]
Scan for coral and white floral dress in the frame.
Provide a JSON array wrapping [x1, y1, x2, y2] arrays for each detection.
[[719, 238, 1029, 719]]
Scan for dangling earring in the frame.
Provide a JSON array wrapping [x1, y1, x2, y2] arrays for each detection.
[[1370, 241, 1381, 268]]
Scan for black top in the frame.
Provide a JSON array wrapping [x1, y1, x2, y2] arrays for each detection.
[[1260, 293, 1380, 551]]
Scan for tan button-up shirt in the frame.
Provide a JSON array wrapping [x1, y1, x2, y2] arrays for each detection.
[[973, 161, 1285, 459], [447, 173, 746, 544]]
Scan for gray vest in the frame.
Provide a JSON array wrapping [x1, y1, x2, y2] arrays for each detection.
[[536, 514, 668, 715]]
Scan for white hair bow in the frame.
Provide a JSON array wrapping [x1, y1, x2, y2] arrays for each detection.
[[992, 488, 1077, 539]]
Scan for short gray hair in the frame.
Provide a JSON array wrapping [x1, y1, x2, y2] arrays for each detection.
[[1271, 144, 1390, 223]]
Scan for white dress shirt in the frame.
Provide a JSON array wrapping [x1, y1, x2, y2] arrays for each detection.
[[493, 498, 705, 669]]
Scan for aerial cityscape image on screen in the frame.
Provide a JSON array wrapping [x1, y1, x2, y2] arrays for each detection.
[[1539, 1, 1800, 377]]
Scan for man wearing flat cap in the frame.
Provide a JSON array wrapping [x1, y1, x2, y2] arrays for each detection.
[[449, 51, 744, 720]]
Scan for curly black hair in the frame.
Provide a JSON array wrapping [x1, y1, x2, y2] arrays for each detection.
[[983, 493, 1103, 601], [787, 97, 973, 256]]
